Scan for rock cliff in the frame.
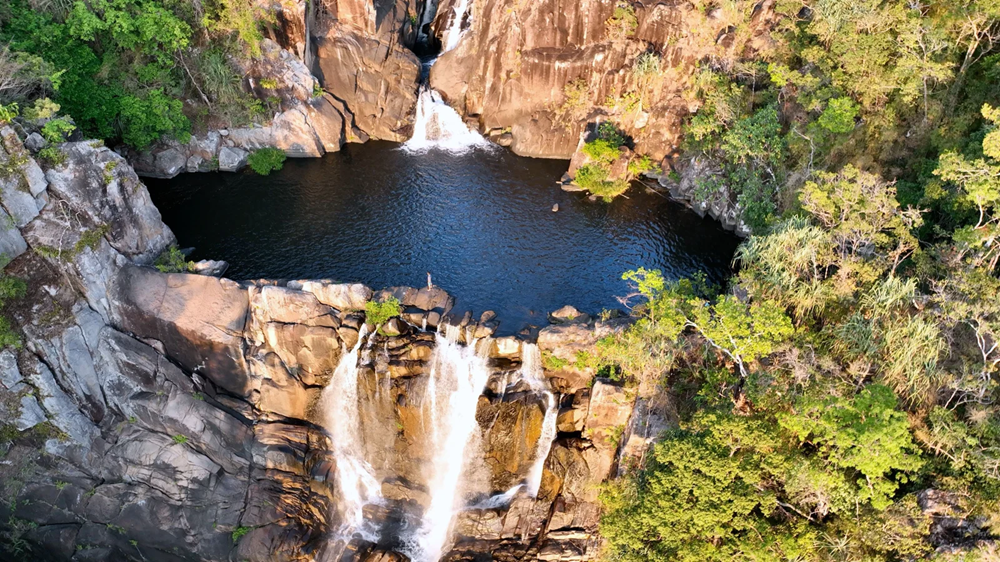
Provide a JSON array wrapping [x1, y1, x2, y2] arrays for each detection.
[[0, 130, 653, 561], [429, 0, 777, 160]]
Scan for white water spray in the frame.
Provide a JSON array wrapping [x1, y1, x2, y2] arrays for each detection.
[[319, 325, 384, 542], [403, 88, 490, 154], [521, 343, 558, 498], [442, 0, 473, 52], [404, 325, 493, 562]]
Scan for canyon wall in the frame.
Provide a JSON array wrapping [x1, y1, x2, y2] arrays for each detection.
[[429, 0, 777, 160], [0, 128, 660, 560]]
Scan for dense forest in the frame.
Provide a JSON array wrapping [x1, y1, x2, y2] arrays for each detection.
[[593, 1, 1000, 560], [2, 0, 1000, 560]]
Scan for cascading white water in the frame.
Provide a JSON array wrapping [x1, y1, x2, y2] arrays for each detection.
[[442, 0, 473, 52], [520, 343, 559, 498], [319, 325, 384, 542], [403, 88, 490, 154], [404, 325, 493, 562]]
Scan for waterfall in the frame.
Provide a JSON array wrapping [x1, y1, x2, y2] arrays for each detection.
[[403, 88, 490, 154], [319, 325, 384, 543], [521, 343, 558, 498], [441, 0, 473, 52], [404, 325, 493, 562]]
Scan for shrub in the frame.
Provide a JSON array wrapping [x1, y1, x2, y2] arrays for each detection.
[[37, 146, 65, 166], [154, 246, 192, 273], [258, 77, 278, 90], [365, 296, 402, 326], [172, 434, 188, 444], [582, 139, 621, 165], [22, 98, 59, 121], [40, 117, 74, 143], [231, 526, 252, 542], [247, 148, 286, 175], [0, 103, 18, 124], [627, 154, 658, 176], [632, 51, 661, 79], [605, 2, 638, 41], [576, 164, 630, 201], [554, 79, 590, 126], [596, 121, 627, 147]]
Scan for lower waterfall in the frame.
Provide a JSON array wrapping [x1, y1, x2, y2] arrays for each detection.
[[403, 325, 493, 562], [403, 87, 490, 154], [521, 343, 559, 498], [319, 325, 384, 543]]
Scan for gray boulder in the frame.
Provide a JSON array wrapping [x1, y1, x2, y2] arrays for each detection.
[[218, 146, 248, 172], [153, 147, 186, 178]]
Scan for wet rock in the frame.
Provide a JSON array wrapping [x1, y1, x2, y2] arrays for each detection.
[[218, 146, 249, 172], [288, 280, 372, 311], [548, 305, 589, 324], [189, 259, 229, 276], [556, 390, 590, 433], [153, 147, 186, 178], [491, 336, 521, 359]]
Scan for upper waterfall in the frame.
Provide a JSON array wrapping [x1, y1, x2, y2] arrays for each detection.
[[442, 0, 473, 52], [402, 87, 490, 154]]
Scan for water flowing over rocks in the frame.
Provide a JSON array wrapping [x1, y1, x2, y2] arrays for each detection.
[[0, 134, 654, 561]]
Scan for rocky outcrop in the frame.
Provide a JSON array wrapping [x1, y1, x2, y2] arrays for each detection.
[[429, 0, 778, 160], [0, 132, 655, 562], [653, 154, 750, 236]]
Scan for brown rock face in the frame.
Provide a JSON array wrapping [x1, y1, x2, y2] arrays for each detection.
[[311, 0, 423, 141], [112, 266, 251, 396], [430, 0, 777, 159]]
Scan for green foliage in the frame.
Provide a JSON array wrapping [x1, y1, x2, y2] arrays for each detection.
[[364, 296, 401, 326], [627, 154, 658, 176], [204, 0, 273, 58], [0, 103, 17, 124], [817, 97, 859, 134], [22, 98, 59, 121], [247, 148, 286, 175], [574, 164, 630, 201], [1, 0, 191, 148], [0, 256, 26, 350], [779, 385, 924, 510], [231, 525, 252, 542], [258, 77, 278, 90], [172, 434, 188, 444], [154, 246, 192, 273], [605, 2, 638, 41], [581, 139, 620, 165], [40, 117, 74, 143]]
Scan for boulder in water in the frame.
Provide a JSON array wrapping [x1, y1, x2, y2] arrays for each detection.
[[218, 146, 248, 172], [548, 305, 588, 324]]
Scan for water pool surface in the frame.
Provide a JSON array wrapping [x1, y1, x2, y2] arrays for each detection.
[[146, 141, 740, 334]]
